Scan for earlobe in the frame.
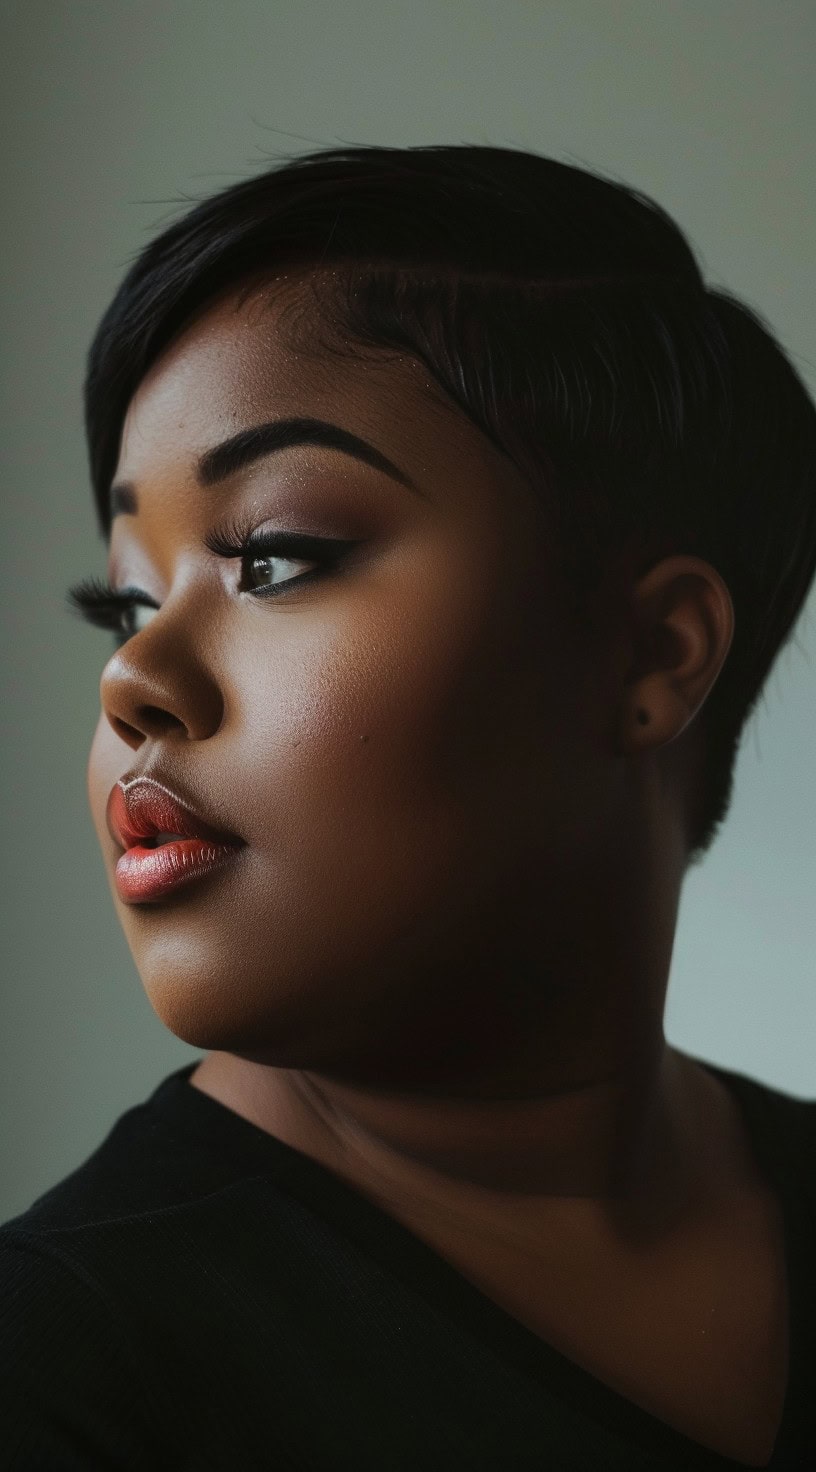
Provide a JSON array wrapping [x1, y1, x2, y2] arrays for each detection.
[[623, 555, 735, 752], [623, 682, 694, 754]]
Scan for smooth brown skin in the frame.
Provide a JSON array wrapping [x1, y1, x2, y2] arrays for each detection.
[[88, 278, 787, 1464]]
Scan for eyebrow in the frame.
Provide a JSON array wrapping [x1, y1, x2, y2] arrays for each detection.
[[109, 416, 420, 518]]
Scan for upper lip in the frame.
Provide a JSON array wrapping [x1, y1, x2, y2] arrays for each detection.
[[106, 774, 245, 851]]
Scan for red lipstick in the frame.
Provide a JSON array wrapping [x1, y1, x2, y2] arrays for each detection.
[[106, 776, 245, 904]]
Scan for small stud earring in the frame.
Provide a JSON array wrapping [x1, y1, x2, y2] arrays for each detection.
[[636, 709, 649, 725]]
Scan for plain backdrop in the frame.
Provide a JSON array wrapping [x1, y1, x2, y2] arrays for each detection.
[[1, 0, 814, 1225]]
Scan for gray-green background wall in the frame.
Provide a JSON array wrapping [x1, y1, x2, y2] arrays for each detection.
[[2, 0, 814, 1224]]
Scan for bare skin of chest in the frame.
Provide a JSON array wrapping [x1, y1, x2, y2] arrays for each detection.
[[324, 1060, 792, 1467], [190, 1055, 789, 1465], [401, 1181, 789, 1467]]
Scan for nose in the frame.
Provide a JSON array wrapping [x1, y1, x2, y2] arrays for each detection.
[[99, 637, 225, 750]]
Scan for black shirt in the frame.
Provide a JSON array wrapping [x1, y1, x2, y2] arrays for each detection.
[[1, 1055, 814, 1470]]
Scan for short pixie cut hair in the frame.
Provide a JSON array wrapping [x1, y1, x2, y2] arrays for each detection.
[[84, 142, 816, 866]]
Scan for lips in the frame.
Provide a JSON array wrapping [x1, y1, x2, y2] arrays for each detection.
[[106, 775, 244, 852]]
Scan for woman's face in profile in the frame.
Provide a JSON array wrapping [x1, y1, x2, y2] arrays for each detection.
[[87, 280, 618, 1083]]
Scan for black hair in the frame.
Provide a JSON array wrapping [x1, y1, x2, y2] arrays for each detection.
[[83, 142, 816, 866]]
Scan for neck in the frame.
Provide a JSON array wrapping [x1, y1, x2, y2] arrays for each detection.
[[189, 852, 712, 1250], [192, 1032, 720, 1254]]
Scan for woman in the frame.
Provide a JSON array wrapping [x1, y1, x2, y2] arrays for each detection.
[[2, 143, 814, 1470]]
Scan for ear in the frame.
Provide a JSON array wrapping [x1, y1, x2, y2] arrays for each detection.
[[618, 556, 735, 755]]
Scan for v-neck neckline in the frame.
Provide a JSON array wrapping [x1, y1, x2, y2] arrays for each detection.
[[151, 1055, 814, 1469]]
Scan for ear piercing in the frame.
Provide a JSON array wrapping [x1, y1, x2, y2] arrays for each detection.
[[636, 709, 649, 725]]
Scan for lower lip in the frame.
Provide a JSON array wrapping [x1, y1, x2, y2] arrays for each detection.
[[114, 839, 243, 903]]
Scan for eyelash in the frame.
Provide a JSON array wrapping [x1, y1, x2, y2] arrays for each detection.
[[64, 510, 360, 650]]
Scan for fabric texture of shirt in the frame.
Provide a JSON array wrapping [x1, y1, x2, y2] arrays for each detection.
[[1, 1054, 814, 1471]]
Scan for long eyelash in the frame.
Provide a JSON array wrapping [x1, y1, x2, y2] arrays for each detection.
[[64, 576, 151, 630], [203, 507, 270, 557], [64, 514, 360, 642]]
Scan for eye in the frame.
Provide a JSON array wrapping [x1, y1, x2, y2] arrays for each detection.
[[64, 518, 363, 651], [237, 542, 325, 597]]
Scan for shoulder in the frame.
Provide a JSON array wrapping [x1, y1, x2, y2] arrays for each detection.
[[707, 1058, 816, 1131], [693, 1053, 816, 1209], [0, 1228, 175, 1468], [0, 1077, 211, 1469], [689, 1049, 815, 1125]]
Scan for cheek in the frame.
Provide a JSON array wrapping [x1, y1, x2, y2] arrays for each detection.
[[230, 565, 558, 931], [237, 555, 511, 809]]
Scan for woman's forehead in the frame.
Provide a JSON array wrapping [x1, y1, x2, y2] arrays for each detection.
[[113, 287, 519, 509]]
